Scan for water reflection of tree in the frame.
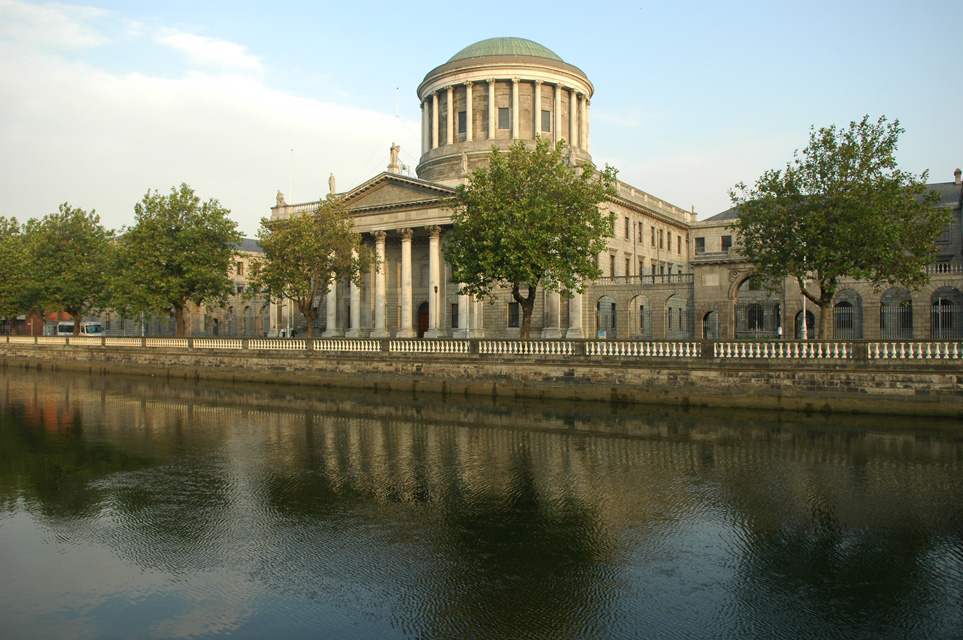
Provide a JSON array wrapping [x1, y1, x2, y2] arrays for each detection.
[[711, 440, 963, 639], [0, 406, 152, 519], [256, 414, 620, 639], [403, 443, 619, 640]]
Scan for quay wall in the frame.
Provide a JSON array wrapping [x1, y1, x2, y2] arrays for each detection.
[[1, 338, 961, 417]]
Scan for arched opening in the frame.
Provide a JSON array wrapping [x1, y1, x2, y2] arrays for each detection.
[[260, 304, 271, 337], [417, 302, 429, 338], [880, 288, 913, 339], [629, 295, 651, 339], [702, 311, 719, 339], [596, 296, 616, 339], [931, 287, 963, 338], [665, 294, 690, 339], [833, 290, 862, 338], [735, 276, 781, 338]]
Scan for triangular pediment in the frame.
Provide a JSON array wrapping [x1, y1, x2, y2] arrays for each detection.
[[343, 173, 454, 212]]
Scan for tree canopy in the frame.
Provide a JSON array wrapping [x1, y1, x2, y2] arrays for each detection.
[[729, 115, 946, 338], [444, 139, 617, 338], [249, 196, 370, 338], [112, 183, 241, 337], [0, 217, 29, 330], [27, 204, 115, 334]]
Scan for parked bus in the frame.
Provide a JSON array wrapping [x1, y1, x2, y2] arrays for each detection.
[[55, 321, 104, 336]]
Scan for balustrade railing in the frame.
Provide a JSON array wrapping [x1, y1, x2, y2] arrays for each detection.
[[479, 341, 574, 356], [586, 341, 701, 357], [2, 335, 960, 361], [867, 342, 962, 359], [714, 341, 852, 359]]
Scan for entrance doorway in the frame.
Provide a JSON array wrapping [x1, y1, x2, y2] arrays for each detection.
[[417, 302, 429, 338]]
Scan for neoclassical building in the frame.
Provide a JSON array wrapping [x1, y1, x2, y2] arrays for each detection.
[[87, 37, 961, 341], [269, 37, 698, 340]]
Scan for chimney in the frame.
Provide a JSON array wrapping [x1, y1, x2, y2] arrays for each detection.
[[955, 168, 961, 186]]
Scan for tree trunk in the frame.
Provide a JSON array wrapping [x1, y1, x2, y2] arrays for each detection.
[[515, 283, 538, 339], [818, 301, 832, 340], [175, 306, 187, 337]]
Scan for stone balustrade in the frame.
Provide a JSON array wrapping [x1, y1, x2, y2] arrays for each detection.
[[6, 335, 960, 361]]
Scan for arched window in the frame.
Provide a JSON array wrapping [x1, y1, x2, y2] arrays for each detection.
[[880, 288, 913, 339], [833, 290, 862, 339], [596, 296, 616, 339], [629, 295, 651, 339], [931, 287, 963, 338], [703, 311, 719, 339]]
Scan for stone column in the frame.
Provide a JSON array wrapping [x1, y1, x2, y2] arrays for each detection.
[[425, 225, 443, 338], [421, 99, 429, 156], [582, 96, 592, 153], [431, 92, 439, 150], [533, 80, 542, 137], [445, 85, 454, 146], [346, 249, 362, 338], [269, 299, 280, 337], [322, 278, 339, 337], [487, 79, 496, 139], [371, 231, 388, 338], [465, 81, 473, 142], [511, 77, 519, 139], [454, 288, 470, 339], [569, 89, 578, 149], [397, 228, 415, 337], [566, 288, 584, 339], [553, 84, 561, 144], [541, 288, 562, 339]]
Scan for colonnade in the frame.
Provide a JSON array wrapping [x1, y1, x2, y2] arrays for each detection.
[[420, 78, 590, 154], [269, 224, 587, 339]]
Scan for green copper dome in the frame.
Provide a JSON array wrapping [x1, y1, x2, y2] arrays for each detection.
[[447, 37, 564, 63]]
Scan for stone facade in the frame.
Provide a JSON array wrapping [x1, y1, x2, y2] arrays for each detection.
[[92, 38, 962, 342]]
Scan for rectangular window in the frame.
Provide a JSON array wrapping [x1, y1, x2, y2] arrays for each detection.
[[639, 259, 644, 275], [508, 302, 520, 327], [625, 257, 631, 276], [236, 262, 243, 276], [498, 107, 510, 129], [458, 111, 467, 134], [722, 235, 732, 253], [659, 229, 664, 249], [451, 303, 459, 328], [541, 110, 551, 132], [678, 236, 682, 254], [624, 217, 630, 239], [695, 237, 705, 254], [667, 231, 671, 248], [650, 226, 655, 246], [609, 254, 616, 277], [638, 221, 644, 239]]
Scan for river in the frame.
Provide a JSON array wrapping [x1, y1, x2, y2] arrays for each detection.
[[1, 368, 961, 639]]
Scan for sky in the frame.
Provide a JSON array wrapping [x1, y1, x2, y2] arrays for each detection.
[[1, 0, 960, 237]]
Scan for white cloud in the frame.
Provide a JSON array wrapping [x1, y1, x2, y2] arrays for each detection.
[[0, 38, 417, 236], [155, 29, 262, 73], [0, 0, 108, 48]]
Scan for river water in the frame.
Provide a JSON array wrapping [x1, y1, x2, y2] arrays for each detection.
[[1, 368, 961, 640]]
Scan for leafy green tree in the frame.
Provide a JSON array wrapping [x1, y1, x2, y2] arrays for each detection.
[[0, 217, 28, 332], [113, 183, 241, 337], [444, 139, 618, 338], [27, 204, 114, 334], [250, 195, 370, 338], [730, 115, 946, 338]]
